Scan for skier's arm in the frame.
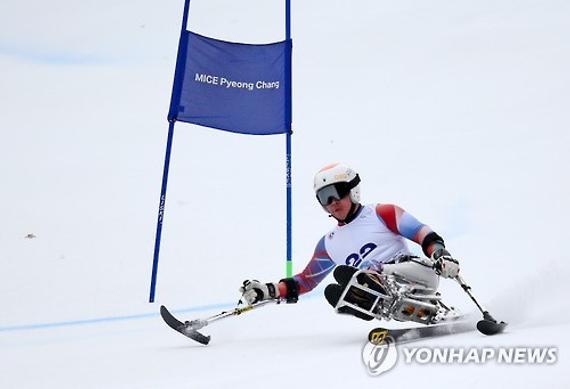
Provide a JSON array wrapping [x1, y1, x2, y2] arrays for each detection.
[[375, 203, 445, 257], [239, 237, 335, 304], [375, 203, 460, 278], [278, 236, 336, 302]]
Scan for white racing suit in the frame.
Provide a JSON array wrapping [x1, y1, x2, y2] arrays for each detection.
[[278, 203, 445, 299]]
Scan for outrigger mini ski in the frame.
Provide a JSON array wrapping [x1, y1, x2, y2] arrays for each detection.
[[160, 299, 280, 345], [454, 274, 508, 335]]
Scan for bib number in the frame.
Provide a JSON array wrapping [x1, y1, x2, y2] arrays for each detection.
[[345, 243, 377, 267]]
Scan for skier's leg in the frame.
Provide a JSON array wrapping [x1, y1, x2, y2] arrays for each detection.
[[324, 283, 343, 307], [325, 266, 392, 321], [382, 259, 460, 322], [382, 259, 439, 293], [324, 283, 376, 321], [332, 265, 358, 286], [333, 265, 387, 293]]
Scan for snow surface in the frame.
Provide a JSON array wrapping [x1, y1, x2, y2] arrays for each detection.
[[1, 0, 569, 387]]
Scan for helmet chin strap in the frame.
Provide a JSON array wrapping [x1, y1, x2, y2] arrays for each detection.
[[329, 202, 361, 224]]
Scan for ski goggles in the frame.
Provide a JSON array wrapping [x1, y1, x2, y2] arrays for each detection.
[[316, 175, 360, 206]]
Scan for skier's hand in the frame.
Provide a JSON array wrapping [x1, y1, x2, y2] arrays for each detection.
[[431, 248, 460, 279], [239, 280, 280, 305]]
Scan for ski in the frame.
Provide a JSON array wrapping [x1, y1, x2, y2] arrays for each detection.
[[160, 305, 211, 345], [369, 319, 475, 345]]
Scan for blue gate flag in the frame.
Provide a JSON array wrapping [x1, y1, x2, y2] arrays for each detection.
[[168, 31, 292, 135], [150, 0, 294, 303]]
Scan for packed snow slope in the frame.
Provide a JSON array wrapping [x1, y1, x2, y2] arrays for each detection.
[[1, 0, 569, 388]]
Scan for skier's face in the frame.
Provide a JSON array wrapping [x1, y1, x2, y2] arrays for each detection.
[[325, 195, 353, 221]]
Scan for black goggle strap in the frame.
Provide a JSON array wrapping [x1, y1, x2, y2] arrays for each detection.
[[349, 174, 361, 189]]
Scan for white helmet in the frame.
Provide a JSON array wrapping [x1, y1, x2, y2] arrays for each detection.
[[313, 163, 361, 207]]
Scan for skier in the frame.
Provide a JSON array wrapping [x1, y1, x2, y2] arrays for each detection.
[[239, 162, 461, 322], [161, 163, 504, 341]]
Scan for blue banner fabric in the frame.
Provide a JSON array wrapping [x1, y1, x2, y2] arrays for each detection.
[[168, 31, 292, 135]]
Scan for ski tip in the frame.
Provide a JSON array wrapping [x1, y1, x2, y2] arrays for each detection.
[[160, 305, 183, 329], [368, 328, 390, 344]]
